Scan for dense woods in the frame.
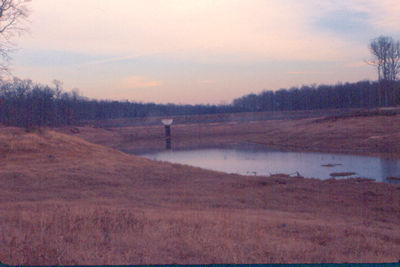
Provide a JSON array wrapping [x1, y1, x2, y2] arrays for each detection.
[[0, 78, 233, 128], [232, 80, 400, 112], [0, 78, 399, 128]]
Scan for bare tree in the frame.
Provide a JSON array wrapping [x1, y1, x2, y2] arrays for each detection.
[[0, 0, 29, 72], [368, 36, 400, 106], [368, 36, 400, 81]]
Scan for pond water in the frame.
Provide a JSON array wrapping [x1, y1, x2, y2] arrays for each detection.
[[140, 148, 400, 183]]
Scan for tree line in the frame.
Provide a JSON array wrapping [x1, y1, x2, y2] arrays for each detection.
[[1, 77, 400, 128], [232, 80, 400, 112], [0, 78, 233, 128]]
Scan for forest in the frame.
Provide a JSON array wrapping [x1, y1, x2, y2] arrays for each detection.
[[232, 80, 400, 112], [0, 77, 399, 128]]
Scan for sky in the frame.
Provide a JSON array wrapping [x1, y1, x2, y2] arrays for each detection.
[[9, 0, 400, 104]]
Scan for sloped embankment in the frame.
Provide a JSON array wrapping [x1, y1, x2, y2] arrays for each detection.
[[1, 127, 400, 264]]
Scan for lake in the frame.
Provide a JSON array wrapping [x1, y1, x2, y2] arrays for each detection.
[[140, 148, 400, 183]]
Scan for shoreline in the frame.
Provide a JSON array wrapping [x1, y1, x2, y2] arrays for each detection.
[[57, 113, 400, 160]]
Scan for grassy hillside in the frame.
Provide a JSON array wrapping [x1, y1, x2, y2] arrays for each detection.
[[1, 126, 400, 264]]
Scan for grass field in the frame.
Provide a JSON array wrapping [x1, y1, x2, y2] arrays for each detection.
[[1, 109, 400, 264]]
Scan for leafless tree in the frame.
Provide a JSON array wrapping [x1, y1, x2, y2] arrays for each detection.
[[368, 36, 400, 106], [368, 36, 400, 82], [0, 0, 30, 73]]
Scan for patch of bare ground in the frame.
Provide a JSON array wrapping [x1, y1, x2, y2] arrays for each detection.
[[1, 117, 400, 264]]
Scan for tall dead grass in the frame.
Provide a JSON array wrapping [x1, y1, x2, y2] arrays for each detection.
[[1, 204, 399, 265]]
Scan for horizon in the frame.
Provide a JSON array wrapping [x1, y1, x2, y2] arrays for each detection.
[[10, 0, 400, 105]]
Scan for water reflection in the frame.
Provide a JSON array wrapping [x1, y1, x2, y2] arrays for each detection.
[[140, 148, 400, 183], [380, 158, 400, 184]]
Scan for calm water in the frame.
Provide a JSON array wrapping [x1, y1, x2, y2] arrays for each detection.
[[140, 148, 400, 183]]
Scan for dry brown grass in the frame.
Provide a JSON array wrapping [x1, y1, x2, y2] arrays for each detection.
[[1, 117, 400, 264], [1, 204, 399, 265]]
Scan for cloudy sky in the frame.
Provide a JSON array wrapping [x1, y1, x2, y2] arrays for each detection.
[[10, 0, 400, 104]]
